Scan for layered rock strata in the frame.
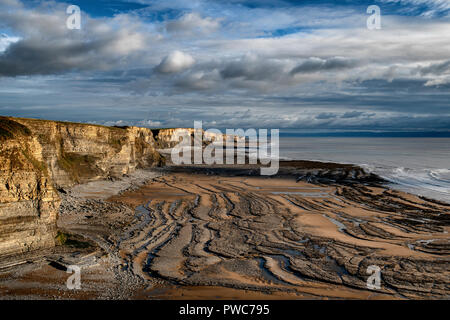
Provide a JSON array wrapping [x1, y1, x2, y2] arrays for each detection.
[[0, 117, 163, 259]]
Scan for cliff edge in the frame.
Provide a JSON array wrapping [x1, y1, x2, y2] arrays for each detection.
[[0, 116, 164, 259]]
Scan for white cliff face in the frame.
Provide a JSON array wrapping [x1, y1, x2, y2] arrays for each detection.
[[154, 128, 244, 150], [153, 128, 197, 149], [0, 117, 164, 259]]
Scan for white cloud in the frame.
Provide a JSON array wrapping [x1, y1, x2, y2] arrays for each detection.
[[101, 29, 146, 56], [424, 76, 450, 86], [156, 50, 195, 73], [0, 34, 21, 52], [141, 120, 163, 127]]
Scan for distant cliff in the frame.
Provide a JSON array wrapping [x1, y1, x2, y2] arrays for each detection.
[[152, 128, 244, 150], [151, 128, 199, 149], [0, 116, 164, 259]]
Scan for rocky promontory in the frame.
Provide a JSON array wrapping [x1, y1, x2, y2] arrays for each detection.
[[0, 116, 164, 259]]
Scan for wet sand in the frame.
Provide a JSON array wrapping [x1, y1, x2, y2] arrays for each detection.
[[1, 162, 449, 299]]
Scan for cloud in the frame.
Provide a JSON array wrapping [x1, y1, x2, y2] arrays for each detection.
[[415, 59, 450, 86], [316, 112, 337, 120], [0, 34, 20, 52], [156, 50, 195, 73], [0, 0, 22, 9], [424, 77, 450, 86], [290, 57, 358, 75], [220, 54, 287, 81], [141, 120, 163, 127], [175, 70, 219, 90], [341, 111, 374, 119], [380, 0, 450, 16], [418, 60, 450, 76], [165, 12, 221, 35], [0, 3, 153, 77], [0, 0, 449, 132]]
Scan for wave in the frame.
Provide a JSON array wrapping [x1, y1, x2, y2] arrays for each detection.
[[278, 137, 450, 203], [363, 166, 450, 203]]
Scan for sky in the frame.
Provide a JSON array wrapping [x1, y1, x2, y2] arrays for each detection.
[[0, 0, 449, 132]]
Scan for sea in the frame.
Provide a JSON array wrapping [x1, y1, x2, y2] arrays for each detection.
[[278, 137, 450, 203]]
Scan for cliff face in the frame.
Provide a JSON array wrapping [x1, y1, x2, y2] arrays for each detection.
[[0, 118, 59, 258], [153, 128, 244, 150], [12, 118, 165, 188], [152, 128, 198, 149], [0, 117, 164, 259]]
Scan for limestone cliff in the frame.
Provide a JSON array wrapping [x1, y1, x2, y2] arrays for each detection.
[[151, 128, 198, 149], [0, 116, 164, 259], [0, 118, 59, 258], [152, 128, 244, 150]]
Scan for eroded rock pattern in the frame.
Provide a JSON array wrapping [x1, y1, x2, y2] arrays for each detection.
[[111, 169, 450, 299]]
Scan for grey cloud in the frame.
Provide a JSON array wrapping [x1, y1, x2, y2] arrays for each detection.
[[290, 57, 358, 75], [0, 34, 147, 77], [174, 70, 221, 91], [220, 55, 286, 81], [0, 38, 108, 76], [418, 60, 450, 76], [0, 4, 151, 77], [316, 112, 337, 120], [165, 13, 221, 35], [340, 111, 374, 119]]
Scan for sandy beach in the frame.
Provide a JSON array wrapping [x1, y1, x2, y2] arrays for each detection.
[[0, 161, 449, 300]]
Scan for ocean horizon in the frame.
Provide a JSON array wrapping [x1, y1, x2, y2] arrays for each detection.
[[278, 136, 450, 203]]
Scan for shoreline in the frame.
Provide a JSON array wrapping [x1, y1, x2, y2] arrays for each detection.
[[288, 159, 450, 205], [1, 160, 449, 299]]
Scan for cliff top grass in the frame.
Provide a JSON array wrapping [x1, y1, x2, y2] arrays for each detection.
[[5, 116, 127, 132], [12, 117, 180, 131], [0, 117, 32, 141], [2, 116, 185, 135]]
